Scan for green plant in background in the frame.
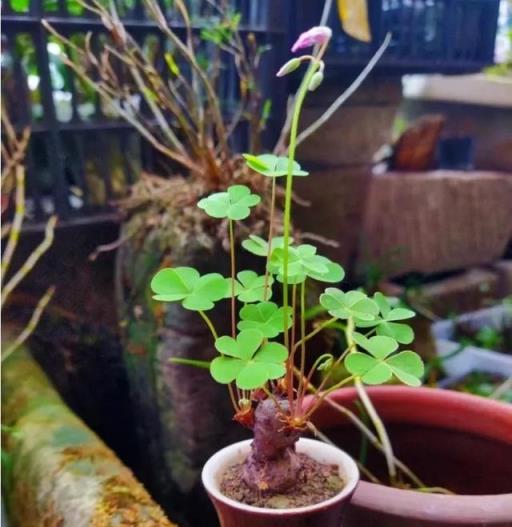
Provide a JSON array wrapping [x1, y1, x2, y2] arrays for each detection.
[[150, 26, 425, 492]]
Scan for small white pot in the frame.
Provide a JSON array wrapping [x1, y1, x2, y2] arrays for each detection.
[[202, 438, 359, 527]]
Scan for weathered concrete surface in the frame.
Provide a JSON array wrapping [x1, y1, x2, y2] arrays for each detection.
[[492, 260, 512, 297], [360, 171, 512, 277], [1, 348, 175, 527], [379, 268, 500, 319]]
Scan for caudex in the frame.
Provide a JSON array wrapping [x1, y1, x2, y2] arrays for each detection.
[[151, 26, 424, 494]]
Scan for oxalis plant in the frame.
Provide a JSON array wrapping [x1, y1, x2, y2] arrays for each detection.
[[151, 26, 424, 494]]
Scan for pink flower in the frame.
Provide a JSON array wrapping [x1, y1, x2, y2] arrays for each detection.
[[291, 26, 332, 53]]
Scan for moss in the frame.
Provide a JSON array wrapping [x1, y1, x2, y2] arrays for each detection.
[[93, 474, 174, 527], [2, 348, 177, 527]]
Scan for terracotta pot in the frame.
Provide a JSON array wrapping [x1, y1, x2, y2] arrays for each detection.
[[308, 386, 512, 527], [202, 438, 359, 527]]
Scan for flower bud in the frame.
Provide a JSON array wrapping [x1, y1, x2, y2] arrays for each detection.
[[291, 26, 332, 53], [276, 57, 301, 77], [308, 71, 324, 91]]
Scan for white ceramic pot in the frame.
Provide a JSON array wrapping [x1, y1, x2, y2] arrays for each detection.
[[202, 438, 359, 527]]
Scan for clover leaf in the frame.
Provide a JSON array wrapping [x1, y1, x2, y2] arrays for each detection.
[[242, 235, 292, 257], [243, 153, 309, 177], [345, 333, 424, 386], [268, 244, 345, 284], [210, 329, 288, 389], [320, 288, 379, 321], [197, 184, 261, 220], [234, 270, 273, 303], [355, 292, 415, 344], [238, 301, 293, 338], [151, 267, 228, 311]]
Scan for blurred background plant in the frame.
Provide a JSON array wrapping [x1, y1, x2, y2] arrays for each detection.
[[1, 110, 56, 362]]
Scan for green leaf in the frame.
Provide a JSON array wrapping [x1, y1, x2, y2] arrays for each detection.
[[151, 267, 228, 311], [353, 334, 398, 359], [242, 235, 291, 257], [210, 356, 245, 384], [386, 351, 424, 386], [345, 345, 423, 387], [235, 361, 272, 389], [238, 301, 292, 338], [307, 260, 345, 283], [211, 331, 288, 389], [243, 153, 309, 178], [356, 292, 415, 343], [387, 308, 415, 321], [320, 288, 379, 321], [151, 267, 199, 301], [215, 330, 263, 360], [235, 270, 273, 303], [268, 244, 345, 284], [376, 321, 414, 345], [197, 184, 261, 220], [373, 292, 391, 318], [345, 353, 393, 385]]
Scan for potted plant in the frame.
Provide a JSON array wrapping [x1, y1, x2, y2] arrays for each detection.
[[45, 3, 389, 516], [44, 0, 283, 508], [432, 300, 512, 378], [150, 26, 427, 526]]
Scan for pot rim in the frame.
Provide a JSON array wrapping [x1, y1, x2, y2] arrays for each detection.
[[308, 386, 512, 523], [201, 437, 359, 516]]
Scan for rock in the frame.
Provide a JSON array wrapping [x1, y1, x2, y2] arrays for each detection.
[[390, 115, 445, 171]]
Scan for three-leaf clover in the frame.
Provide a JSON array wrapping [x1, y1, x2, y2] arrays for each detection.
[[345, 333, 424, 386], [355, 292, 415, 344], [243, 153, 309, 177], [210, 329, 288, 389], [238, 301, 292, 338], [197, 185, 261, 220], [268, 244, 345, 284], [233, 270, 273, 303], [242, 235, 292, 257], [320, 288, 379, 321], [151, 267, 228, 311]]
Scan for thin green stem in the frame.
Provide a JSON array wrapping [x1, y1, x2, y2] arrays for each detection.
[[297, 280, 307, 407], [302, 375, 355, 421], [293, 316, 337, 352], [198, 310, 218, 340], [228, 219, 236, 338], [263, 177, 276, 300], [298, 374, 428, 489], [306, 422, 382, 484], [345, 317, 397, 483], [282, 61, 318, 346]]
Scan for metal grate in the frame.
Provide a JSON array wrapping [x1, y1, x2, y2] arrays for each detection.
[[2, 0, 290, 224]]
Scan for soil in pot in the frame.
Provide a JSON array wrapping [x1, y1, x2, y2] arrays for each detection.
[[220, 453, 344, 508]]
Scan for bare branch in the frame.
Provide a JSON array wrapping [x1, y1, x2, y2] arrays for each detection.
[[2, 286, 56, 362]]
